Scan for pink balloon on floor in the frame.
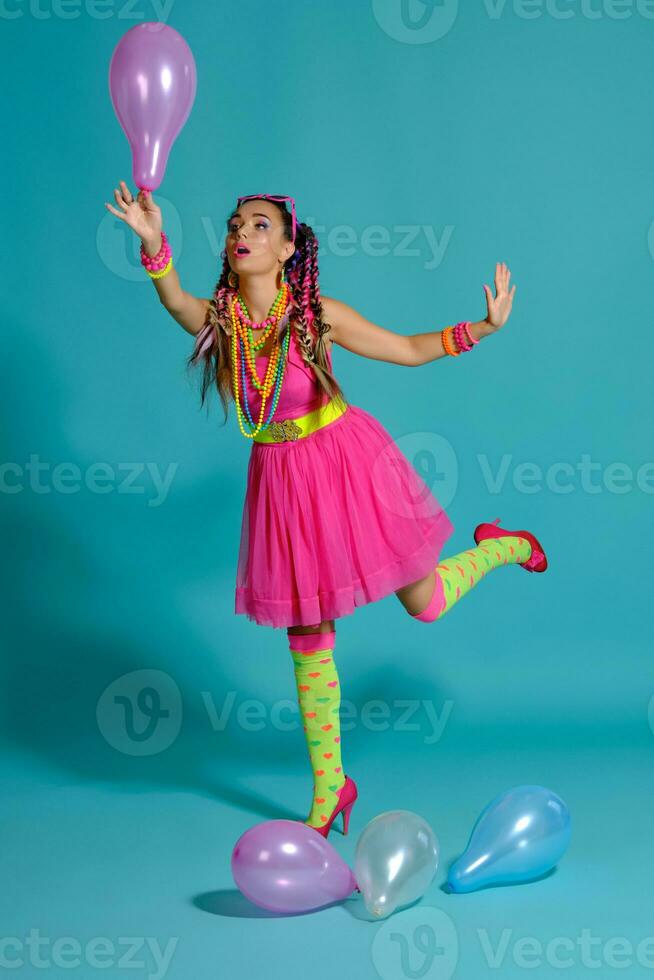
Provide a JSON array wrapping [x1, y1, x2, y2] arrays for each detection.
[[109, 22, 197, 192], [232, 820, 358, 914]]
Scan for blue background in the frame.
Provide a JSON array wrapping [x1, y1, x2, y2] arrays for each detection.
[[2, 0, 653, 977]]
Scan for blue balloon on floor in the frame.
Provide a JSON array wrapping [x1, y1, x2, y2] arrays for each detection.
[[447, 784, 571, 893]]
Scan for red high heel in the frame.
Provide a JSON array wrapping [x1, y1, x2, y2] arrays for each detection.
[[473, 517, 548, 573], [309, 775, 358, 838]]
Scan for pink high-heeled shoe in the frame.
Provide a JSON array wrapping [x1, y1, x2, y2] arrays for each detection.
[[308, 775, 358, 838], [473, 517, 548, 573]]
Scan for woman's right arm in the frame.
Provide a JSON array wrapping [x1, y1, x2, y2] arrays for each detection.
[[105, 181, 212, 337]]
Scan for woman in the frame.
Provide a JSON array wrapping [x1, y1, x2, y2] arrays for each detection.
[[104, 184, 548, 838]]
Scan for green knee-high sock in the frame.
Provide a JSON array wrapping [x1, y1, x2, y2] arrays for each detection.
[[289, 632, 346, 829], [439, 535, 532, 613], [413, 536, 533, 621]]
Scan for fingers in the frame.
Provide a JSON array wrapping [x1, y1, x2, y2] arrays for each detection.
[[120, 179, 134, 202], [493, 261, 513, 295], [105, 202, 125, 220], [113, 179, 136, 211], [105, 180, 153, 219], [113, 185, 129, 212], [136, 188, 155, 209]]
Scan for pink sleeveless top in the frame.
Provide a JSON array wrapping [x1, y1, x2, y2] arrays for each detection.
[[235, 325, 334, 423]]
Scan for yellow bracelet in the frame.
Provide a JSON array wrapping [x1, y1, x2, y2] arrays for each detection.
[[147, 258, 173, 280]]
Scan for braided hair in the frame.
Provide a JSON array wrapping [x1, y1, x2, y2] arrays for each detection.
[[186, 199, 348, 425]]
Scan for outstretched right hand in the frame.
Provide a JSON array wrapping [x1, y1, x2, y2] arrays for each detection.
[[104, 179, 162, 244]]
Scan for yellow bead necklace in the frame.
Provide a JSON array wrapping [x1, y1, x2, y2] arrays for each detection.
[[230, 285, 292, 439]]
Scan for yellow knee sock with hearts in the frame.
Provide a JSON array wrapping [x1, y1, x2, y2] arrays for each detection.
[[288, 630, 346, 829]]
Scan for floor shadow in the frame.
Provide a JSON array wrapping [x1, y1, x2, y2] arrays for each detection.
[[194, 889, 358, 918]]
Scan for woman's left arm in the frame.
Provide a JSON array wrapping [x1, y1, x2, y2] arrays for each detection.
[[322, 262, 516, 367]]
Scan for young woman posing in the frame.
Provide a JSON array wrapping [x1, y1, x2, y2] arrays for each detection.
[[105, 184, 548, 838]]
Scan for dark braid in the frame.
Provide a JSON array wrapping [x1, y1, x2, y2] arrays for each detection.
[[185, 199, 347, 425]]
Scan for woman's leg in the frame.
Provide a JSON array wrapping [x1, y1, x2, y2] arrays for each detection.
[[287, 620, 336, 637], [396, 535, 533, 620], [287, 619, 346, 829]]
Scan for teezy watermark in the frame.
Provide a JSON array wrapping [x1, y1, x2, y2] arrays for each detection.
[[371, 0, 654, 46], [371, 431, 654, 520], [370, 908, 654, 979], [0, 0, 174, 21], [0, 455, 178, 507], [203, 691, 454, 747], [7, 446, 651, 510], [96, 668, 454, 756], [0, 930, 178, 979], [99, 197, 453, 278], [203, 213, 454, 272]]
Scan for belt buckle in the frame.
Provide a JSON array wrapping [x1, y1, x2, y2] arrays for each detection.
[[269, 418, 302, 442]]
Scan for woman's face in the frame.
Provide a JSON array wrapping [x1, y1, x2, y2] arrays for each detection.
[[225, 200, 294, 275]]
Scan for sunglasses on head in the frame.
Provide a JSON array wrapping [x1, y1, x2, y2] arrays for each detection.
[[236, 194, 297, 243]]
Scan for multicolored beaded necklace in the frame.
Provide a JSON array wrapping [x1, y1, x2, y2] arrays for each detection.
[[230, 281, 293, 439]]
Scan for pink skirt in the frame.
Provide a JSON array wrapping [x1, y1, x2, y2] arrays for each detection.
[[234, 403, 455, 629]]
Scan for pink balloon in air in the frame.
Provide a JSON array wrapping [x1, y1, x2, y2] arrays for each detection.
[[109, 22, 197, 192]]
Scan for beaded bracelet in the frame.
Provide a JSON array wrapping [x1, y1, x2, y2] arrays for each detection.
[[441, 326, 460, 356], [140, 231, 173, 279], [452, 323, 466, 352], [456, 321, 478, 351], [140, 231, 169, 269], [442, 321, 478, 357], [148, 257, 173, 279], [141, 248, 171, 273]]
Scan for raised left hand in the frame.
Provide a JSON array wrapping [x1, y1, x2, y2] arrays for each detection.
[[483, 262, 516, 331]]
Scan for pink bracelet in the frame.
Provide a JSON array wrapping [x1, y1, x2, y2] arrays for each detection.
[[141, 248, 171, 272], [463, 321, 478, 346], [140, 231, 171, 272], [141, 238, 171, 271], [452, 321, 478, 353], [453, 323, 470, 352], [140, 231, 169, 265], [453, 321, 470, 352]]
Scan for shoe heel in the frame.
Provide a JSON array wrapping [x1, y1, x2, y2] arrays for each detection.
[[341, 800, 354, 835], [473, 517, 548, 573]]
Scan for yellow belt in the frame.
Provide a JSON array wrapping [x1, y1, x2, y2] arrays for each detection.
[[252, 396, 348, 444]]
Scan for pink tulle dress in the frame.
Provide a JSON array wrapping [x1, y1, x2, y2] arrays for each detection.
[[234, 323, 455, 629]]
